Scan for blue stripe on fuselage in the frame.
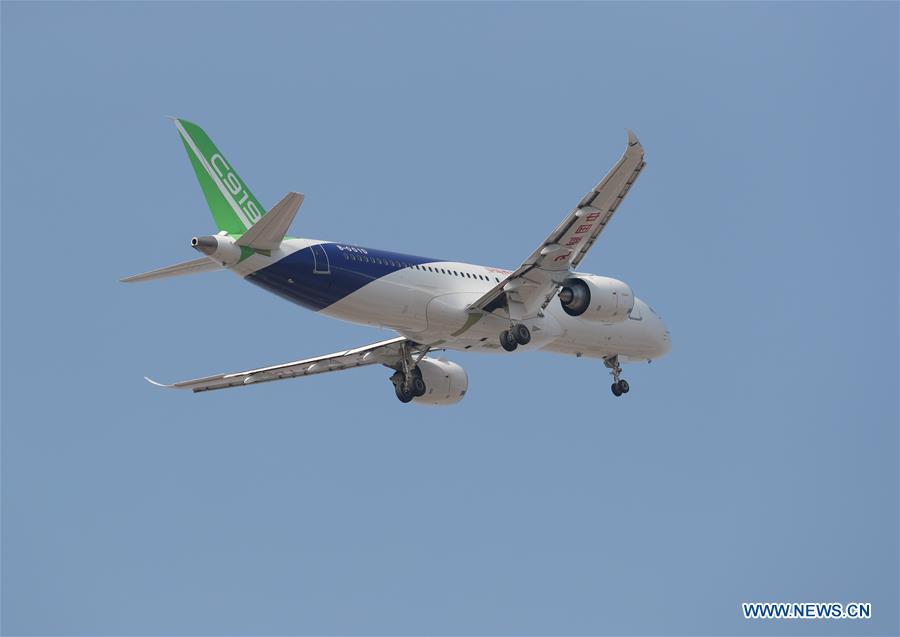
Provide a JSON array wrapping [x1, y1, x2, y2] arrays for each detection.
[[246, 242, 440, 311]]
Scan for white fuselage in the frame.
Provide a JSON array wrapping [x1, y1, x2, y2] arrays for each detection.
[[231, 238, 671, 364]]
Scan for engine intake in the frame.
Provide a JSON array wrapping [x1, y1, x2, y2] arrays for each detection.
[[558, 275, 634, 323]]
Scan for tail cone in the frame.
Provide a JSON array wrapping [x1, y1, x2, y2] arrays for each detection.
[[191, 236, 218, 256]]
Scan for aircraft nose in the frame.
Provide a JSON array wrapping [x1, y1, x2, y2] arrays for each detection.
[[653, 312, 672, 358], [660, 324, 672, 356]]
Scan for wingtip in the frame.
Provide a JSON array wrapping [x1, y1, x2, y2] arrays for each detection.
[[626, 129, 640, 147], [144, 376, 173, 388]]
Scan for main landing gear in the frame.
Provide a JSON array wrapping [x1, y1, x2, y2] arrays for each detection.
[[604, 355, 630, 397], [499, 323, 531, 352], [390, 342, 428, 403], [391, 369, 426, 403]]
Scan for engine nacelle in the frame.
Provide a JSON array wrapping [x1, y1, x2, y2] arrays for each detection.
[[558, 275, 634, 323], [414, 357, 468, 406], [191, 234, 242, 266]]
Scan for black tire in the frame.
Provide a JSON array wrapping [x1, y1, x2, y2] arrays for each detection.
[[500, 330, 518, 352], [611, 381, 623, 397], [411, 375, 427, 397], [394, 383, 414, 403], [618, 379, 630, 394], [513, 323, 531, 345]]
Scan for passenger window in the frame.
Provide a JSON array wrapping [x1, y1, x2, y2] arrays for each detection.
[[343, 253, 349, 260]]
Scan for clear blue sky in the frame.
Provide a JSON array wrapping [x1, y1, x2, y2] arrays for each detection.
[[2, 2, 897, 635]]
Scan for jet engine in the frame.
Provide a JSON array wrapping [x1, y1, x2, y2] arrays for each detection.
[[557, 275, 634, 323], [191, 234, 242, 266], [414, 357, 468, 406]]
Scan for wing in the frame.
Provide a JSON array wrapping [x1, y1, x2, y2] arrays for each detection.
[[469, 131, 645, 319], [147, 336, 429, 392]]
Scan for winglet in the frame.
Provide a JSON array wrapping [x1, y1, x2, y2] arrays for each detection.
[[626, 129, 640, 147], [144, 376, 173, 388]]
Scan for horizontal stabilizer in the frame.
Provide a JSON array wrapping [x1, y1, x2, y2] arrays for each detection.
[[236, 191, 304, 251], [120, 256, 222, 283]]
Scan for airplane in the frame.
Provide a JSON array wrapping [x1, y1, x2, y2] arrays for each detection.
[[123, 119, 671, 405]]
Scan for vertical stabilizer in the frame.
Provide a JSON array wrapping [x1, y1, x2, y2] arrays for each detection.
[[174, 118, 266, 234]]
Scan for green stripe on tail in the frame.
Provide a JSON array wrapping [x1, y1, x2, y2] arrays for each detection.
[[174, 118, 266, 235]]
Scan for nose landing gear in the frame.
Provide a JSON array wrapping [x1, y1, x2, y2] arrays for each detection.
[[604, 355, 630, 397], [499, 323, 531, 351]]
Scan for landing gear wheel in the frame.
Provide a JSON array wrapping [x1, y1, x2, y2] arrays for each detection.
[[604, 355, 628, 398], [512, 323, 531, 345], [500, 330, 518, 352], [411, 375, 427, 397], [394, 383, 414, 403]]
